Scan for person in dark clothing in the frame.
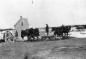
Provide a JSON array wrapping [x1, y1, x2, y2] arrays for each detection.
[[15, 31, 18, 37], [45, 24, 49, 36]]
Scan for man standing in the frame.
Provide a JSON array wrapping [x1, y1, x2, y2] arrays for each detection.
[[45, 24, 49, 36]]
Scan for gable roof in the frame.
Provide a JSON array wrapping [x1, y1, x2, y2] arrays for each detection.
[[14, 16, 28, 27]]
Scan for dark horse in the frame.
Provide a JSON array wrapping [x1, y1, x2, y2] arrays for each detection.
[[52, 25, 71, 39], [21, 28, 39, 41]]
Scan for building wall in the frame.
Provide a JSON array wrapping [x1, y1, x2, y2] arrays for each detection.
[[14, 17, 29, 38]]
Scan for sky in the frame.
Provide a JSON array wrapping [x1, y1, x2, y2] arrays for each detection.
[[0, 0, 86, 29]]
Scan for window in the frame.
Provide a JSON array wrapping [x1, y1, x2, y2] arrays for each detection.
[[21, 22, 23, 26]]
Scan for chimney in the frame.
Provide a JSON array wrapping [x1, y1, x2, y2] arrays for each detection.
[[20, 16, 22, 19]]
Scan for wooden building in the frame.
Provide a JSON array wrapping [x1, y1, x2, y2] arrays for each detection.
[[14, 16, 29, 38]]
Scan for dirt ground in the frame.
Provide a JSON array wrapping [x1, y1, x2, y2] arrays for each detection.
[[0, 38, 86, 59]]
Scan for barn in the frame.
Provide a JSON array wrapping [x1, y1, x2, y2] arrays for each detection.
[[14, 16, 29, 39]]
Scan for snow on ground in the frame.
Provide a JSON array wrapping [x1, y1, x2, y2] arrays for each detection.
[[70, 30, 86, 38]]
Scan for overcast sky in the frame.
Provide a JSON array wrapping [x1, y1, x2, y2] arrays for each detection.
[[0, 0, 86, 28]]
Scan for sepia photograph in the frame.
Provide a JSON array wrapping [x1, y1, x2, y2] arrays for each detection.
[[0, 0, 86, 59]]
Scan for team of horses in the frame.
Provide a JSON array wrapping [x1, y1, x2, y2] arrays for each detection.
[[52, 25, 71, 39], [21, 25, 71, 41], [21, 28, 39, 41]]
